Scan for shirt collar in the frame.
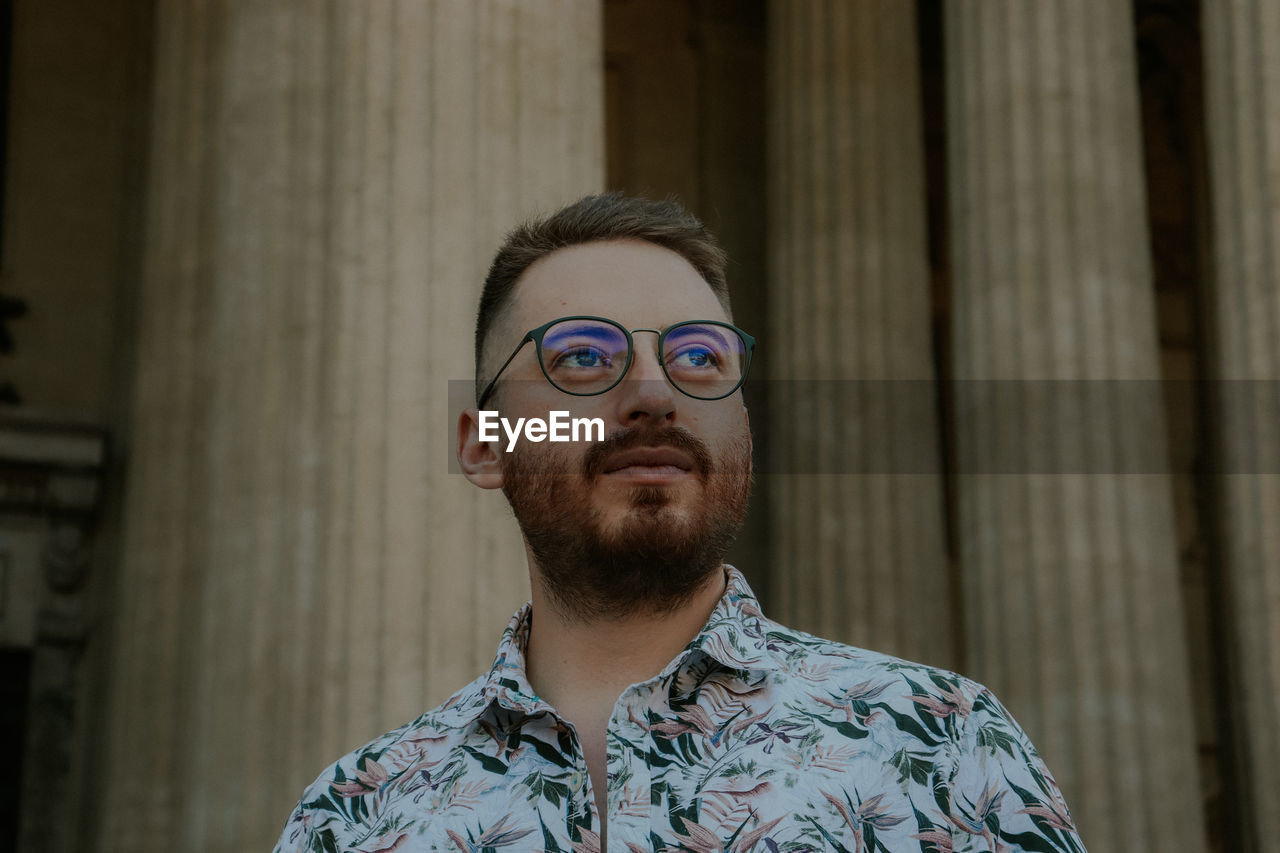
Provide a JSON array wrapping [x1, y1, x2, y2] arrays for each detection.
[[452, 565, 780, 728], [478, 600, 554, 719], [668, 565, 778, 678]]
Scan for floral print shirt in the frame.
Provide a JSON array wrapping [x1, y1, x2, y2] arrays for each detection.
[[275, 568, 1085, 852]]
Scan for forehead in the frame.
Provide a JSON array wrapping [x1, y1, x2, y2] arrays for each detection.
[[505, 239, 730, 332]]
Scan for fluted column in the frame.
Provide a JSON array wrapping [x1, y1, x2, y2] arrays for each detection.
[[1202, 3, 1280, 849], [767, 1, 952, 668], [946, 2, 1206, 851], [95, 4, 602, 853]]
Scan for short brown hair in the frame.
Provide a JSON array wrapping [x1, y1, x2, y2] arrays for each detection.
[[474, 192, 731, 402]]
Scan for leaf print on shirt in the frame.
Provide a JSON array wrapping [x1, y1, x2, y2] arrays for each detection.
[[887, 746, 936, 787], [273, 568, 1088, 853], [696, 775, 776, 830], [445, 813, 537, 852], [908, 678, 974, 722], [744, 720, 806, 753], [671, 812, 785, 853], [787, 740, 860, 774], [809, 789, 909, 853], [354, 827, 408, 853], [944, 780, 1005, 849]]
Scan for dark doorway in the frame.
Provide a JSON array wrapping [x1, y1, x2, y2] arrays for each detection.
[[1, 647, 31, 852]]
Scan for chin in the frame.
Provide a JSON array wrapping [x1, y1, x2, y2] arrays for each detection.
[[602, 482, 698, 523]]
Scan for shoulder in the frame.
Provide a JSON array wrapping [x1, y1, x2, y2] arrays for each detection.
[[273, 674, 489, 853], [760, 616, 986, 714], [751, 617, 1030, 774], [759, 626, 1083, 847]]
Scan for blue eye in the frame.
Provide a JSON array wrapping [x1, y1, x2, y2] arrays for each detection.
[[668, 345, 721, 370], [553, 346, 613, 370]]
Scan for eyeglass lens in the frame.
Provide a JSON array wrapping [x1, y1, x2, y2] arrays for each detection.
[[539, 318, 747, 399]]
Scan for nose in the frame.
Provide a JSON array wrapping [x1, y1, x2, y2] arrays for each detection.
[[614, 333, 676, 424]]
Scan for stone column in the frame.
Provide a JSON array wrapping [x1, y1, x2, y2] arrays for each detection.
[[946, 2, 1206, 851], [1202, 3, 1280, 849], [94, 3, 602, 852], [766, 1, 953, 668]]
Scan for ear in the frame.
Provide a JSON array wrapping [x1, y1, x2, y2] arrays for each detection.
[[457, 407, 504, 489]]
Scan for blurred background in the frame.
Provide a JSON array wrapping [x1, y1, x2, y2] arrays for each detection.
[[0, 1, 1276, 851]]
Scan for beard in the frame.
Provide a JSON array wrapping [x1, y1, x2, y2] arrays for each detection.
[[501, 422, 753, 621]]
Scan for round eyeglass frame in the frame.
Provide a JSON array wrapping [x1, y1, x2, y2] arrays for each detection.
[[477, 315, 755, 408]]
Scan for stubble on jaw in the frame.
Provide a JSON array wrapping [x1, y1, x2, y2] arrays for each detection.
[[501, 423, 753, 623]]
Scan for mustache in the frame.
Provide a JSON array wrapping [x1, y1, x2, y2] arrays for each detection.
[[583, 425, 714, 478]]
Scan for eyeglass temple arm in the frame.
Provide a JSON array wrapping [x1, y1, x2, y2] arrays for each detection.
[[476, 335, 533, 408]]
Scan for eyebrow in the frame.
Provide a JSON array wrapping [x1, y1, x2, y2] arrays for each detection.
[[544, 323, 624, 345], [664, 323, 734, 351]]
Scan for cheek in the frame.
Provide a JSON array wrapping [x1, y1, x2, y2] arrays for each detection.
[[697, 405, 750, 442], [709, 415, 754, 468]]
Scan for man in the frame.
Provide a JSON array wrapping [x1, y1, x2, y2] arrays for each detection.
[[275, 194, 1085, 852]]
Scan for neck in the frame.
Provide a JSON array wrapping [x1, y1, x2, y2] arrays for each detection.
[[524, 564, 728, 708]]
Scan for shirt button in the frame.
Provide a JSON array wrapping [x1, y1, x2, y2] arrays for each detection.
[[571, 771, 583, 790]]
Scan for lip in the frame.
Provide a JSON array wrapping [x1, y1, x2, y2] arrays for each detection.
[[601, 446, 696, 480]]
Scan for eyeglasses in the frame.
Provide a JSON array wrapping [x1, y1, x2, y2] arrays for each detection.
[[477, 315, 755, 408]]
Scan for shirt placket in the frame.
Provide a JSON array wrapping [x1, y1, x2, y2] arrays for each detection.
[[528, 711, 594, 850], [603, 681, 658, 851]]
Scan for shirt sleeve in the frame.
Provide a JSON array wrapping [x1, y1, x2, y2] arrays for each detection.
[[946, 686, 1088, 853], [271, 767, 350, 853], [272, 796, 319, 853]]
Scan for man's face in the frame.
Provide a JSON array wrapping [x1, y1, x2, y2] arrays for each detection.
[[475, 239, 753, 619]]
